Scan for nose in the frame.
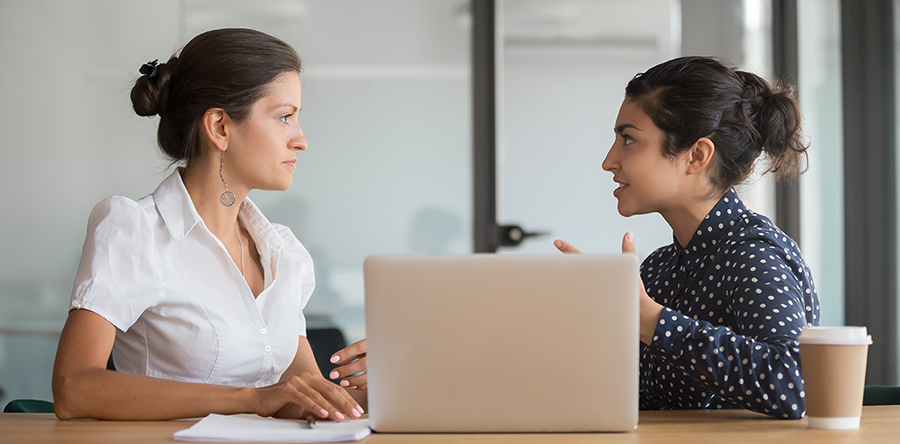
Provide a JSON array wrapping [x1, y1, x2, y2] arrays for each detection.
[[292, 125, 308, 151], [601, 143, 618, 172]]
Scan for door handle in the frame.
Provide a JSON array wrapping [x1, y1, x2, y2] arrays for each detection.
[[498, 225, 549, 247]]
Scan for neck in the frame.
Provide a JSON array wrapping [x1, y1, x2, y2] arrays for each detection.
[[660, 190, 726, 248], [181, 154, 248, 239]]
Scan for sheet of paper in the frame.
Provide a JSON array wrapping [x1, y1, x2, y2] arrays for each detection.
[[173, 414, 371, 442]]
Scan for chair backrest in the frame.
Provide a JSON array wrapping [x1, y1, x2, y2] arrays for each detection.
[[306, 327, 347, 376], [863, 385, 900, 405], [3, 399, 54, 413]]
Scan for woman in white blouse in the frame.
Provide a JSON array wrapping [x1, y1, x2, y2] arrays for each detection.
[[51, 28, 365, 421]]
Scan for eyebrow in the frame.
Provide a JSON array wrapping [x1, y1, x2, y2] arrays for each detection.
[[615, 124, 640, 134], [272, 104, 299, 112]]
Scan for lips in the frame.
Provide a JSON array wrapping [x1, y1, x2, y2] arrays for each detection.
[[283, 160, 296, 169], [612, 180, 628, 198]]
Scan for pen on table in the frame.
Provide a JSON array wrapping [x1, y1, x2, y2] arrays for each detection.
[[305, 416, 317, 429]]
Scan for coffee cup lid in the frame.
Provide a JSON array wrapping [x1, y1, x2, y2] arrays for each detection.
[[799, 326, 873, 345]]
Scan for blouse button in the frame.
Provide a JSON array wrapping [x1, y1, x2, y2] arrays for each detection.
[[260, 328, 268, 335], [264, 345, 272, 353]]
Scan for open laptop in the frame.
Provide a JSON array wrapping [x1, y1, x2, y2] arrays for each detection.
[[364, 254, 639, 433]]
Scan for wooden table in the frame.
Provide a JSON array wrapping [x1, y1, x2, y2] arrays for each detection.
[[2, 406, 898, 443]]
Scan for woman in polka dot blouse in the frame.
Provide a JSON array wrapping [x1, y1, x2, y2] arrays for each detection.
[[555, 56, 819, 419]]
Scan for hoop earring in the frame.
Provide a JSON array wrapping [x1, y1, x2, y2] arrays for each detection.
[[219, 151, 236, 207]]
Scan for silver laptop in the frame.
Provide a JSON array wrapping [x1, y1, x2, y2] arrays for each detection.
[[364, 254, 639, 433]]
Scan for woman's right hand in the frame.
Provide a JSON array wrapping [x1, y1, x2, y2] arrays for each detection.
[[556, 234, 663, 344], [253, 372, 363, 421]]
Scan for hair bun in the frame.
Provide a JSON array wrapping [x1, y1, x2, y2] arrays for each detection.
[[130, 56, 177, 117]]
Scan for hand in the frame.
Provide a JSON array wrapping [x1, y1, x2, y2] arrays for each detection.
[[253, 372, 363, 422], [329, 339, 367, 391], [620, 232, 664, 345]]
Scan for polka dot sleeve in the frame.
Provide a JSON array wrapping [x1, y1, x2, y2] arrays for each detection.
[[651, 291, 806, 419]]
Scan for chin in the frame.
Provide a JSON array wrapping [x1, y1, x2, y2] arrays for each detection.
[[616, 202, 636, 218], [276, 180, 292, 191], [259, 178, 293, 192]]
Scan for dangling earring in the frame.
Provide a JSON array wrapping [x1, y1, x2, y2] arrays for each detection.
[[219, 150, 236, 207]]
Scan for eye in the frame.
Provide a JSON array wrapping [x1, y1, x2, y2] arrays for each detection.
[[280, 113, 293, 124], [622, 134, 634, 145]]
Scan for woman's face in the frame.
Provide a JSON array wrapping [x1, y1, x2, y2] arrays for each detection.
[[602, 98, 687, 217], [228, 71, 307, 192]]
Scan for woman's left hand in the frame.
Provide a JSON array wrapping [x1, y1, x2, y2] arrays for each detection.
[[555, 233, 663, 345], [329, 339, 367, 390]]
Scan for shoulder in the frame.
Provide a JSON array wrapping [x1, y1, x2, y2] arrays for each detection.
[[271, 223, 313, 264], [642, 243, 678, 267], [723, 211, 799, 257], [87, 195, 155, 232], [640, 243, 678, 279]]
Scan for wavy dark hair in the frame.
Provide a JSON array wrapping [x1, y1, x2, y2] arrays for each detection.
[[625, 56, 808, 191], [131, 28, 302, 163]]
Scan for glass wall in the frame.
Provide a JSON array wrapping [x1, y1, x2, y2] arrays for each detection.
[[498, 0, 679, 258], [0, 0, 471, 406], [736, 0, 777, 219], [498, 0, 778, 258], [798, 0, 844, 327]]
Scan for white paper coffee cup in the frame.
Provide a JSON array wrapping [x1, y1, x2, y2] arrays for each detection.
[[799, 326, 872, 430]]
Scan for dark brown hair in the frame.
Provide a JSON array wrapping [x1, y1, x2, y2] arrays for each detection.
[[625, 56, 808, 191], [131, 28, 302, 163]]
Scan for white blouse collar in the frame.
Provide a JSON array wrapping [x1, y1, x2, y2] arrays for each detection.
[[153, 169, 285, 251]]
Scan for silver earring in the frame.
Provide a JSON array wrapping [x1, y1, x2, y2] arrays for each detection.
[[219, 151, 236, 207]]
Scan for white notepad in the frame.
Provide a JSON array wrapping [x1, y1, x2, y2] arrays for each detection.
[[173, 414, 371, 442]]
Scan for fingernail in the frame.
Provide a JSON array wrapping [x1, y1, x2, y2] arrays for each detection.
[[350, 409, 361, 418], [335, 411, 345, 420], [340, 379, 350, 387], [554, 240, 561, 247], [330, 355, 340, 363], [329, 370, 339, 379], [319, 409, 328, 417], [625, 231, 634, 243], [357, 406, 365, 415]]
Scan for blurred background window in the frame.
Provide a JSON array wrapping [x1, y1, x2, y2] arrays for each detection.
[[1, 0, 896, 406]]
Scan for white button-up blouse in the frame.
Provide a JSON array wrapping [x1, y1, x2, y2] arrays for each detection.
[[70, 170, 315, 388]]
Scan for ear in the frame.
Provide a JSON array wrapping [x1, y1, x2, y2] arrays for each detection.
[[685, 137, 715, 176], [201, 108, 230, 153]]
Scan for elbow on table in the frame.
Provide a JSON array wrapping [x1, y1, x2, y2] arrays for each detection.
[[771, 396, 806, 420], [52, 373, 87, 420], [779, 406, 805, 420]]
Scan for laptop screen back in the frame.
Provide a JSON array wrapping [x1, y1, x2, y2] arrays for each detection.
[[364, 254, 639, 432]]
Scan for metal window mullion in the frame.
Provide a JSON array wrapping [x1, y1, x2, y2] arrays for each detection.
[[772, 0, 802, 246], [472, 0, 498, 253]]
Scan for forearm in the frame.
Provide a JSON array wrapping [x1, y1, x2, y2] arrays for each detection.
[[53, 367, 256, 420], [651, 308, 805, 418]]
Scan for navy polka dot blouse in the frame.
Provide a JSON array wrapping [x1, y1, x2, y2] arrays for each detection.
[[639, 189, 819, 419]]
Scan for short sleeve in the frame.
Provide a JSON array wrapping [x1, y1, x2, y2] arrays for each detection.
[[273, 223, 315, 335], [70, 196, 164, 331]]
